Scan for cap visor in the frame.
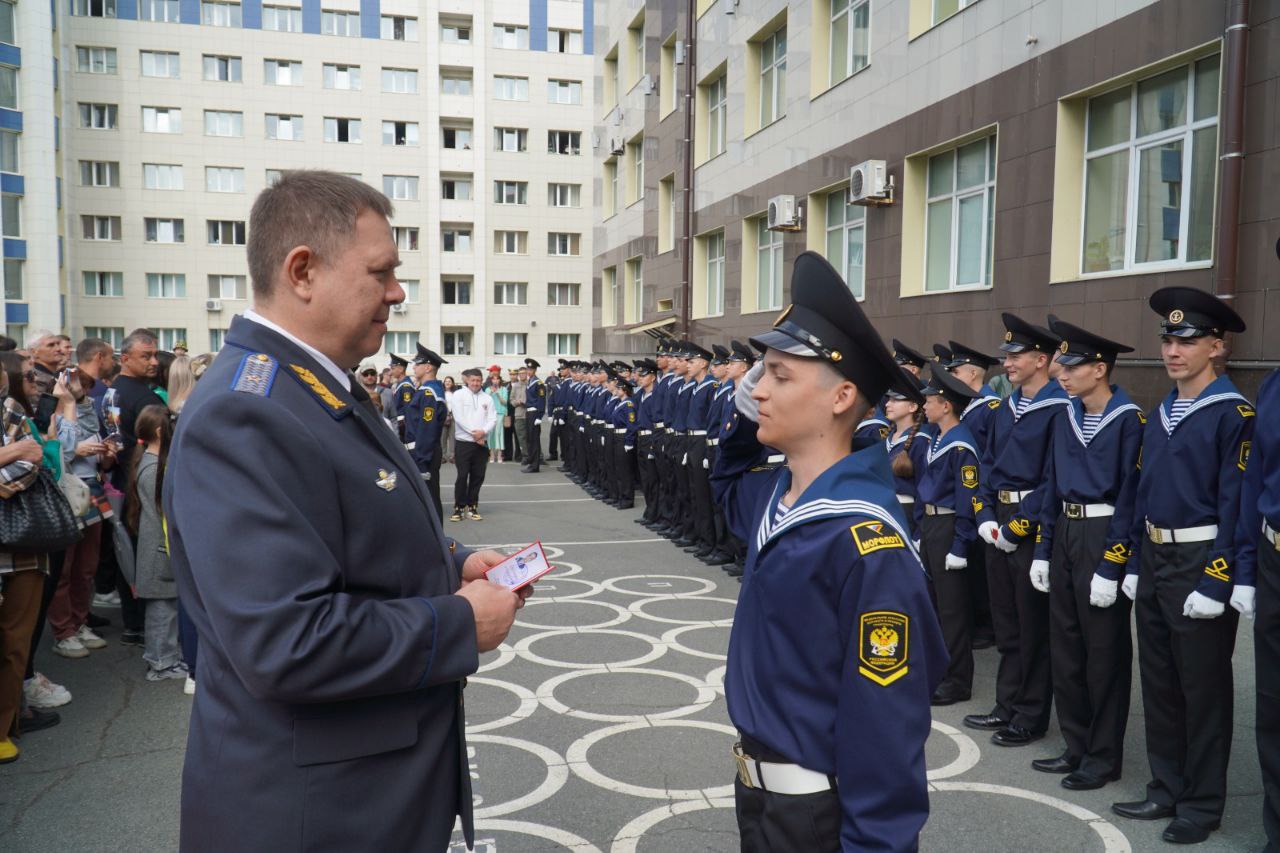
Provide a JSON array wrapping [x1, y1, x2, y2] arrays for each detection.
[[1054, 353, 1090, 366], [998, 342, 1029, 353], [748, 329, 822, 358], [1160, 325, 1207, 338]]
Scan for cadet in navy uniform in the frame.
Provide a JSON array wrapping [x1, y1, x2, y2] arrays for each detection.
[[965, 314, 1069, 747], [633, 360, 661, 525], [892, 339, 930, 378], [390, 352, 416, 442], [712, 252, 946, 852], [405, 343, 448, 520], [609, 373, 639, 509], [521, 357, 545, 473], [705, 342, 753, 571], [884, 373, 931, 539], [932, 343, 953, 366], [918, 366, 982, 706], [1112, 287, 1254, 845], [163, 172, 528, 852], [681, 343, 718, 559], [1030, 319, 1143, 791], [1236, 360, 1276, 852]]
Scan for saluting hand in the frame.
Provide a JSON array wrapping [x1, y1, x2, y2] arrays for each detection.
[[457, 580, 521, 652]]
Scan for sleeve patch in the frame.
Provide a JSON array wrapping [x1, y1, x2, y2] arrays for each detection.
[[1240, 440, 1252, 472], [1205, 556, 1231, 582], [960, 465, 978, 488], [230, 353, 277, 397], [402, 391, 412, 403], [1007, 516, 1031, 538], [422, 407, 434, 422], [1103, 543, 1130, 565], [858, 611, 909, 687], [878, 426, 890, 439], [850, 520, 906, 555], [988, 400, 1002, 410], [1238, 404, 1255, 418], [971, 496, 984, 514]]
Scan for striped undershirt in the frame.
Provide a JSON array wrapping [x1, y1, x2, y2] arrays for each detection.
[[773, 499, 792, 526], [1079, 412, 1104, 442], [1013, 395, 1033, 417], [1168, 398, 1194, 428]]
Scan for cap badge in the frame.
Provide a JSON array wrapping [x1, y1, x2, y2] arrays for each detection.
[[375, 469, 397, 491], [1169, 309, 1185, 324], [773, 304, 794, 328], [1059, 340, 1069, 354], [1004, 331, 1013, 342], [831, 350, 843, 362]]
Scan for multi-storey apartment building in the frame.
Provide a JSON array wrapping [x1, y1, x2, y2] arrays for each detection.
[[594, 0, 1280, 397], [7, 0, 594, 368]]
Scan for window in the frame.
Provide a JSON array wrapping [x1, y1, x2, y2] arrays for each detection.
[[548, 232, 581, 256], [756, 217, 784, 310], [0, 1, 9, 44], [83, 271, 124, 297], [442, 73, 473, 96], [605, 159, 621, 217], [266, 114, 302, 141], [493, 76, 528, 101], [493, 333, 527, 356], [203, 54, 241, 82], [547, 79, 583, 105], [207, 220, 247, 245], [324, 117, 362, 143], [142, 106, 182, 134], [493, 282, 527, 305], [442, 124, 472, 149], [261, 5, 302, 32], [602, 266, 619, 326], [204, 110, 243, 137], [442, 279, 471, 305], [209, 329, 227, 351], [380, 15, 418, 42], [383, 175, 418, 200], [660, 37, 676, 115], [550, 29, 583, 54], [0, 130, 16, 172], [79, 103, 118, 129], [548, 130, 581, 155], [441, 23, 470, 43], [323, 64, 361, 91], [628, 136, 645, 202], [441, 176, 472, 200], [925, 136, 996, 290], [626, 13, 645, 88], [321, 9, 360, 36], [392, 227, 419, 251], [201, 1, 242, 27], [825, 189, 867, 299], [140, 0, 179, 22], [144, 217, 184, 243], [549, 183, 581, 208], [492, 24, 528, 50], [155, 328, 187, 351], [400, 280, 420, 303], [0, 67, 13, 110], [494, 230, 527, 255], [759, 25, 787, 128], [143, 163, 183, 189], [72, 0, 116, 16], [264, 59, 302, 86], [265, 169, 284, 186], [442, 226, 472, 252], [382, 121, 419, 146], [494, 181, 527, 205], [85, 327, 125, 348], [659, 175, 676, 253], [80, 161, 120, 187], [0, 195, 17, 237], [384, 331, 419, 353], [547, 282, 580, 306], [495, 127, 527, 152], [382, 68, 417, 94], [208, 274, 246, 300], [147, 273, 186, 298], [2, 261, 19, 303], [443, 330, 471, 356], [547, 334, 580, 356], [81, 215, 121, 241], [705, 230, 725, 315], [625, 257, 643, 322], [76, 46, 117, 74], [705, 74, 727, 158], [604, 49, 619, 107], [933, 0, 979, 26], [1082, 57, 1220, 274], [205, 167, 245, 193], [140, 51, 179, 78], [829, 0, 870, 86]]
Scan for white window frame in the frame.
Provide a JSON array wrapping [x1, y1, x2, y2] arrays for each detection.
[[140, 50, 179, 78], [825, 188, 867, 300], [442, 226, 472, 253], [379, 15, 418, 41], [548, 233, 580, 257], [756, 217, 784, 311], [549, 183, 581, 208], [81, 215, 121, 241], [203, 54, 242, 82], [924, 135, 997, 292], [495, 127, 527, 152], [441, 23, 470, 44], [207, 219, 246, 245], [492, 24, 528, 50], [495, 231, 527, 255], [442, 279, 472, 305], [81, 160, 120, 187], [549, 29, 583, 54], [706, 230, 725, 316], [205, 167, 245, 193], [146, 273, 186, 299], [383, 175, 418, 200], [85, 327, 126, 348], [829, 0, 871, 86], [143, 163, 183, 190], [932, 0, 979, 27], [493, 281, 527, 306], [547, 282, 580, 306], [628, 257, 643, 320], [381, 67, 418, 94], [155, 329, 188, 351], [400, 280, 420, 304], [261, 4, 302, 32], [140, 0, 179, 22], [443, 330, 472, 356], [547, 333, 580, 355], [76, 46, 117, 74], [382, 121, 419, 146], [707, 75, 727, 157], [83, 271, 124, 297], [493, 333, 528, 356], [759, 25, 787, 128], [204, 110, 243, 138], [142, 106, 182, 134], [323, 63, 361, 91], [547, 79, 583, 105], [209, 274, 246, 300], [494, 181, 527, 205], [493, 75, 528, 101], [442, 125, 472, 149], [264, 59, 302, 86], [323, 117, 362, 144], [548, 130, 581, 155], [144, 217, 184, 243], [384, 331, 420, 353], [392, 227, 419, 251], [321, 9, 360, 36], [201, 1, 242, 28], [266, 114, 302, 141], [79, 102, 118, 130], [442, 74, 473, 96]]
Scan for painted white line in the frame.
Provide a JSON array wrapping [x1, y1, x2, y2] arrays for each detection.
[[566, 719, 738, 800], [925, 720, 982, 781], [610, 797, 736, 853], [468, 734, 569, 819], [480, 498, 599, 504], [468, 819, 601, 853], [471, 538, 669, 548], [929, 782, 1132, 852], [479, 482, 580, 488], [536, 667, 716, 723]]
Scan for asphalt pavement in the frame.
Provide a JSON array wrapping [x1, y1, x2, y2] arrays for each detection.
[[0, 459, 1265, 852]]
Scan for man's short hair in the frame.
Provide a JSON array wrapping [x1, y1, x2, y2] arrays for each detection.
[[0, 335, 16, 352], [247, 170, 394, 301], [76, 337, 114, 364], [461, 368, 482, 379], [121, 328, 158, 355]]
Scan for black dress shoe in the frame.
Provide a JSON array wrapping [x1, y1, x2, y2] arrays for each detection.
[[701, 551, 733, 565], [1031, 753, 1079, 774], [615, 502, 634, 510], [930, 686, 970, 706], [972, 631, 996, 650], [1061, 770, 1109, 791], [962, 711, 1008, 731], [1111, 800, 1175, 821], [18, 706, 60, 734], [672, 538, 696, 548], [725, 565, 744, 577], [1162, 818, 1216, 844], [692, 548, 714, 559], [991, 724, 1043, 747]]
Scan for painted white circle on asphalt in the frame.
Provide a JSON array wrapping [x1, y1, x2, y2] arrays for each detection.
[[628, 595, 738, 626], [610, 797, 736, 853], [566, 719, 738, 800], [469, 734, 569, 819], [516, 598, 632, 631], [602, 574, 718, 598], [661, 624, 731, 661], [519, 575, 605, 601], [514, 628, 668, 671], [477, 643, 515, 674], [464, 677, 539, 733], [928, 782, 1132, 852], [925, 719, 983, 781], [536, 667, 717, 722], [469, 819, 601, 852], [704, 665, 727, 695]]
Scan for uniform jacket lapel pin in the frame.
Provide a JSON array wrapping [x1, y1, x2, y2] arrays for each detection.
[[375, 468, 398, 491]]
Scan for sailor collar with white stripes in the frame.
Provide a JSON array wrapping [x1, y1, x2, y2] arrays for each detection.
[[960, 385, 1001, 419], [857, 415, 890, 433], [1157, 375, 1249, 435], [1066, 387, 1141, 446], [926, 429, 979, 465], [1007, 382, 1069, 422]]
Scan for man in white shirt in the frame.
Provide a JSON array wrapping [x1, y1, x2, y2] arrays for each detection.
[[451, 368, 497, 521]]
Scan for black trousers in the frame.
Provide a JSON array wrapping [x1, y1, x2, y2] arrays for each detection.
[[1258, 543, 1280, 851], [423, 448, 443, 520], [986, 501, 1052, 731], [735, 778, 840, 853], [638, 435, 660, 521], [524, 414, 542, 471], [453, 440, 488, 510], [686, 439, 715, 548], [922, 514, 973, 695], [1049, 514, 1132, 779], [657, 433, 681, 528], [547, 413, 561, 460], [612, 436, 635, 506], [1136, 539, 1239, 825]]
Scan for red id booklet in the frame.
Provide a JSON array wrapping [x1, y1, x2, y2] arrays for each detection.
[[484, 541, 553, 591]]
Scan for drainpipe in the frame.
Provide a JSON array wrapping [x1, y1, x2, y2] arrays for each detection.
[[680, 0, 697, 338], [1214, 0, 1249, 305]]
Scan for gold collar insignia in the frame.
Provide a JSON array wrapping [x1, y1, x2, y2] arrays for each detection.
[[289, 364, 348, 411]]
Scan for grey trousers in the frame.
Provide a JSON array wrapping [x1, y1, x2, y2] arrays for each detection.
[[143, 597, 181, 670]]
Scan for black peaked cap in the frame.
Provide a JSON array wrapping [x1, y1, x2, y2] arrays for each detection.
[[892, 340, 930, 369], [1149, 286, 1246, 338], [1047, 317, 1134, 366], [998, 312, 1060, 354], [922, 364, 981, 410]]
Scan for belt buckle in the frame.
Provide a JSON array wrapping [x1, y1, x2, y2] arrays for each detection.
[[732, 742, 756, 789], [1147, 523, 1163, 545], [1065, 503, 1083, 520], [998, 490, 1010, 504]]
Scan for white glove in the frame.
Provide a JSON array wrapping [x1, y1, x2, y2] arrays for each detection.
[[945, 553, 967, 571], [1089, 574, 1118, 608], [1183, 590, 1225, 619], [681, 453, 688, 466], [912, 540, 921, 553], [702, 457, 709, 470], [1029, 560, 1050, 593], [993, 527, 1019, 554], [625, 445, 634, 453], [1230, 584, 1256, 619], [735, 362, 764, 421], [978, 521, 999, 545], [1121, 574, 1138, 601], [534, 419, 542, 426]]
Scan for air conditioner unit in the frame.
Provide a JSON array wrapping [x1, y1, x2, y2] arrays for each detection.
[[848, 160, 893, 206], [205, 299, 222, 312], [390, 303, 408, 314], [608, 106, 623, 127], [766, 194, 802, 232], [725, 0, 739, 15], [639, 74, 655, 96], [674, 40, 686, 65], [607, 133, 626, 156]]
